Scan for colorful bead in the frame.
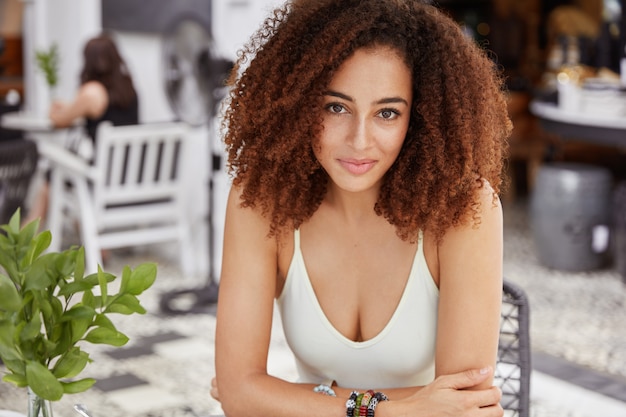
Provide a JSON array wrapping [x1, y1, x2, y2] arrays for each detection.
[[366, 392, 388, 417], [313, 383, 336, 397], [346, 391, 359, 417], [360, 390, 374, 416], [354, 393, 365, 416]]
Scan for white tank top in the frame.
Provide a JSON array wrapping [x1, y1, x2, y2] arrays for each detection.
[[276, 229, 439, 389]]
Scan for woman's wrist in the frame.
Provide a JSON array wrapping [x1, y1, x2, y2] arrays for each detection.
[[371, 398, 395, 417]]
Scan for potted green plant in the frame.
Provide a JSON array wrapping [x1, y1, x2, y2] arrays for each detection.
[[35, 44, 60, 97], [0, 210, 157, 417]]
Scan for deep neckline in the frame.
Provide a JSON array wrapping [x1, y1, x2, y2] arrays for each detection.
[[283, 229, 422, 347]]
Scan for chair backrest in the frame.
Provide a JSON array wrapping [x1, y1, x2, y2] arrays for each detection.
[[496, 280, 531, 417], [0, 138, 38, 224], [92, 121, 190, 229]]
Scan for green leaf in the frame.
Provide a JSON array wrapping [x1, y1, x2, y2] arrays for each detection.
[[52, 347, 90, 379], [48, 323, 72, 358], [74, 247, 85, 281], [0, 273, 21, 312], [26, 360, 64, 401], [57, 280, 96, 297], [23, 258, 56, 291], [0, 321, 21, 361], [82, 271, 116, 286], [60, 305, 96, 322], [7, 208, 21, 234], [28, 230, 52, 262], [97, 266, 108, 306], [93, 313, 116, 331], [107, 294, 146, 315], [61, 378, 96, 394], [54, 250, 76, 277], [82, 289, 95, 307], [39, 298, 54, 335], [16, 220, 39, 257], [2, 372, 27, 387], [61, 305, 95, 343], [126, 263, 157, 295], [84, 327, 129, 346], [1, 357, 25, 375], [19, 313, 42, 343]]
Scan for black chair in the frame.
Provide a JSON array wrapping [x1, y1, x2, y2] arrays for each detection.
[[0, 138, 38, 224], [496, 280, 531, 417], [0, 103, 23, 142]]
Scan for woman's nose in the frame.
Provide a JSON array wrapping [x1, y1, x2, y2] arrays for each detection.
[[348, 118, 372, 149]]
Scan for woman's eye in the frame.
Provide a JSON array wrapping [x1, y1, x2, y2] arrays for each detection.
[[378, 109, 399, 120], [326, 103, 347, 114]]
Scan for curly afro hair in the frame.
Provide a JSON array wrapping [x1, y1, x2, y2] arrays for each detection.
[[222, 0, 511, 241]]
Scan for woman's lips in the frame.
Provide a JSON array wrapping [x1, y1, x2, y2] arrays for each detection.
[[338, 158, 377, 175]]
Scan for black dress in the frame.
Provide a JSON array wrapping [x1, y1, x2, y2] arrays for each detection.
[[85, 97, 139, 142]]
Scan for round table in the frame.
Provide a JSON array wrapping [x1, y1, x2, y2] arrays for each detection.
[[530, 100, 626, 149]]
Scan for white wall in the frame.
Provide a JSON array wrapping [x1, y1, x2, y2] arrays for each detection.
[[212, 0, 282, 61], [22, 0, 101, 114]]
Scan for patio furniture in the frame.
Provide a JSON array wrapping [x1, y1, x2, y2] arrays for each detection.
[[530, 162, 613, 271], [496, 280, 531, 417], [0, 138, 38, 224], [43, 121, 196, 275]]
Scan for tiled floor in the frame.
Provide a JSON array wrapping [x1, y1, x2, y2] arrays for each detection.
[[1, 199, 626, 417]]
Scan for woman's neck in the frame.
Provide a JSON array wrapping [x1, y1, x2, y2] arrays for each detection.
[[323, 184, 381, 226]]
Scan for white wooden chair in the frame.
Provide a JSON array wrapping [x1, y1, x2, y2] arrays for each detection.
[[43, 121, 196, 275]]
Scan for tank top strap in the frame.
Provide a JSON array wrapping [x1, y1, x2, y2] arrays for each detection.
[[294, 229, 301, 250]]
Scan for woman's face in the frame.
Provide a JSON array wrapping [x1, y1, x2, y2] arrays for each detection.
[[314, 46, 412, 194]]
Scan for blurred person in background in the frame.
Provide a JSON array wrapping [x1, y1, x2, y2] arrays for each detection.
[[25, 33, 138, 225]]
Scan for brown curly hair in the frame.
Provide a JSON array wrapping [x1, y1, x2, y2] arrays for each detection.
[[223, 0, 511, 241]]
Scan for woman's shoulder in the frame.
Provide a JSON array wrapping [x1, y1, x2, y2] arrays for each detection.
[[226, 185, 277, 242], [440, 178, 502, 243], [77, 81, 108, 117], [79, 81, 107, 98]]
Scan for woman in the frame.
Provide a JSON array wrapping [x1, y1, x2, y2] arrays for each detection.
[[214, 1, 511, 416], [26, 33, 138, 224], [49, 33, 138, 139]]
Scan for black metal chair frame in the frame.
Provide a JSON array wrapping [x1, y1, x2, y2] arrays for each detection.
[[496, 280, 531, 417]]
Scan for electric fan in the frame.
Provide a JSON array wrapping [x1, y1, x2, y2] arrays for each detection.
[[162, 15, 232, 124], [159, 15, 233, 314]]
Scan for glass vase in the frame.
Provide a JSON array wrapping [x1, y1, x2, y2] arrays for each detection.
[[27, 388, 53, 417]]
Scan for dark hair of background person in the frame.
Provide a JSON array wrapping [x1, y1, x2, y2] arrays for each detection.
[[223, 0, 512, 242], [80, 33, 137, 109]]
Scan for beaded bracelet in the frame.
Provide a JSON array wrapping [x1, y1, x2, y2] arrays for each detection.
[[346, 390, 388, 417], [313, 383, 336, 397], [346, 391, 359, 417], [354, 393, 365, 417], [359, 390, 374, 417], [367, 392, 389, 417]]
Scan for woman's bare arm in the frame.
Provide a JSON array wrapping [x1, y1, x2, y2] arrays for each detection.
[[48, 81, 108, 127], [215, 186, 347, 417], [435, 182, 503, 390]]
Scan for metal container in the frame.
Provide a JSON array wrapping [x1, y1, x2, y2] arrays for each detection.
[[530, 162, 613, 271]]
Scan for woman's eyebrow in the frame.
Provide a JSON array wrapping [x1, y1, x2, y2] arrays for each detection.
[[324, 90, 408, 106], [324, 90, 353, 101], [375, 97, 408, 106]]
